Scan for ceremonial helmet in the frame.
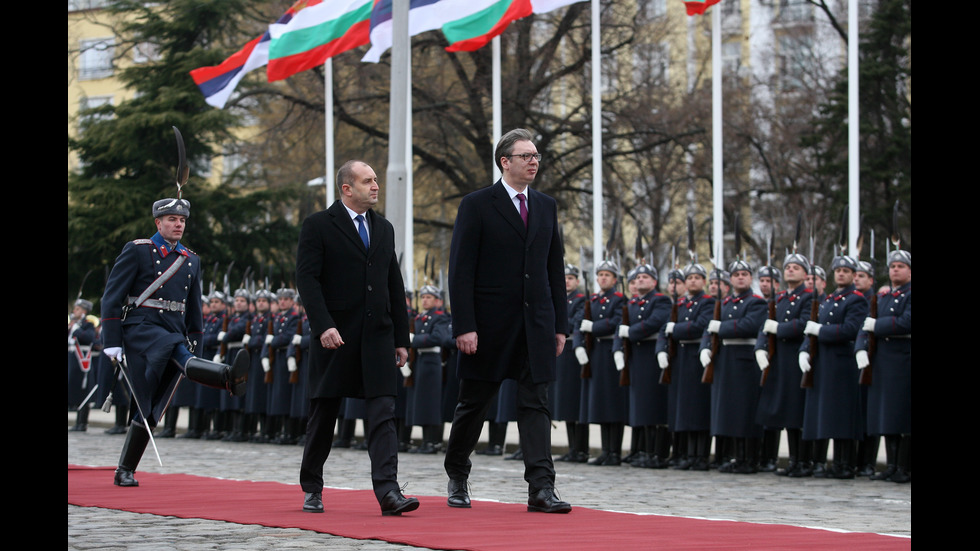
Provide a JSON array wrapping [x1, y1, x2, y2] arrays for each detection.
[[276, 288, 297, 300], [565, 264, 581, 278], [683, 263, 707, 278], [209, 290, 227, 303], [757, 265, 780, 282], [233, 288, 252, 302], [595, 259, 620, 278], [830, 255, 858, 272], [74, 298, 93, 313], [154, 127, 192, 219], [710, 268, 731, 285], [856, 260, 874, 277], [419, 284, 443, 299], [632, 264, 658, 281], [727, 258, 752, 275], [887, 250, 911, 267], [668, 269, 684, 282], [254, 289, 274, 302], [812, 265, 827, 281], [783, 252, 811, 275]]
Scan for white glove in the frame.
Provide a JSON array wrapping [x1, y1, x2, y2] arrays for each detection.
[[287, 356, 297, 372], [399, 364, 412, 378], [804, 321, 821, 337], [408, 332, 415, 342], [104, 347, 123, 361], [613, 351, 625, 371], [755, 349, 769, 371], [261, 357, 270, 373], [575, 347, 589, 365], [618, 325, 630, 338], [707, 320, 721, 334], [213, 353, 223, 363], [699, 349, 712, 367], [856, 350, 870, 369], [798, 352, 811, 373], [657, 352, 669, 369], [264, 334, 274, 345], [217, 331, 227, 342], [862, 317, 876, 332], [68, 336, 75, 346], [292, 334, 302, 346], [580, 320, 593, 333], [664, 322, 675, 336], [242, 333, 251, 345], [763, 319, 779, 335]]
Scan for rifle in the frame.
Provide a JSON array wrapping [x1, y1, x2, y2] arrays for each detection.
[[581, 295, 593, 379], [264, 318, 275, 384], [218, 314, 230, 362], [289, 317, 303, 384], [761, 224, 782, 387], [404, 314, 416, 387], [619, 302, 631, 386]]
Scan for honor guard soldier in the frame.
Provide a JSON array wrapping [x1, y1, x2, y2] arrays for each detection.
[[576, 260, 628, 466], [758, 265, 780, 300], [700, 259, 768, 473], [288, 296, 312, 446], [615, 264, 672, 468], [264, 288, 300, 444], [799, 255, 869, 478], [856, 250, 911, 482], [199, 291, 228, 439], [554, 264, 588, 462], [100, 162, 248, 487], [245, 289, 274, 442], [218, 289, 253, 441], [853, 260, 879, 476], [405, 285, 450, 453], [68, 299, 98, 431], [659, 263, 715, 470], [755, 253, 813, 476]]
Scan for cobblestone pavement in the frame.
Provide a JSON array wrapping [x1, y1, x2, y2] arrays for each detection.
[[68, 414, 911, 550]]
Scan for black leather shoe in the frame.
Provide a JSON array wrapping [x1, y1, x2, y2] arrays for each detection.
[[303, 492, 324, 513], [477, 444, 503, 456], [504, 448, 524, 461], [447, 478, 471, 508], [527, 488, 571, 514], [380, 489, 420, 516], [114, 468, 138, 487]]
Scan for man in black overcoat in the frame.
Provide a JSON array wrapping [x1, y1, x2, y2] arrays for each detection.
[[295, 160, 418, 516], [444, 129, 571, 514]]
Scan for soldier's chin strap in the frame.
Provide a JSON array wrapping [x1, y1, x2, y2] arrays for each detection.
[[112, 358, 163, 467]]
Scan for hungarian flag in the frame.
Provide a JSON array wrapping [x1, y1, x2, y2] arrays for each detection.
[[683, 0, 721, 16], [267, 0, 373, 82]]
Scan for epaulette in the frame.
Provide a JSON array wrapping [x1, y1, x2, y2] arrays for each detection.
[[434, 309, 445, 315], [132, 239, 153, 245], [753, 294, 765, 300], [613, 292, 624, 297], [853, 290, 864, 298], [575, 293, 585, 298]]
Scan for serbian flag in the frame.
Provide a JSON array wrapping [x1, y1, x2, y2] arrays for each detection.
[[267, 0, 373, 82], [442, 0, 532, 52], [190, 0, 312, 108], [683, 0, 721, 16], [362, 0, 455, 63]]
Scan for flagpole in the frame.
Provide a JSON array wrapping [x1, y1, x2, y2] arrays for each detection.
[[847, 0, 859, 253], [492, 36, 502, 181], [386, 0, 409, 279], [324, 58, 335, 206], [405, 48, 415, 292], [591, 0, 602, 287], [711, 6, 723, 270]]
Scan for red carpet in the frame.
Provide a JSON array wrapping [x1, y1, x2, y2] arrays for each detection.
[[69, 465, 907, 550]]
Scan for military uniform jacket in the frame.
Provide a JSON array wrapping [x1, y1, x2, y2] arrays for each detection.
[[407, 308, 450, 426], [266, 307, 299, 416], [616, 291, 671, 426], [448, 181, 568, 384], [100, 232, 204, 425], [582, 289, 628, 423], [68, 318, 97, 408], [856, 282, 911, 435], [244, 311, 270, 414], [800, 284, 869, 440], [754, 284, 813, 429], [553, 290, 586, 421], [658, 291, 715, 432], [701, 290, 767, 438], [296, 201, 410, 400]]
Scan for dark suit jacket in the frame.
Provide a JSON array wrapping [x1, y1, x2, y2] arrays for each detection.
[[448, 181, 568, 384], [296, 200, 410, 399]]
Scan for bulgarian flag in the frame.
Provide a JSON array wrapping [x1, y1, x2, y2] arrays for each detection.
[[683, 0, 721, 16], [267, 0, 373, 82], [442, 0, 533, 52], [190, 0, 312, 108]]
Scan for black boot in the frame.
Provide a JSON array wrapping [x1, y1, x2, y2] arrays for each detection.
[[811, 439, 829, 478], [777, 429, 801, 476], [646, 426, 671, 468], [114, 424, 150, 487], [624, 427, 644, 464], [759, 429, 780, 472], [574, 422, 591, 462], [556, 422, 577, 461], [890, 434, 911, 483], [872, 434, 900, 480], [179, 408, 202, 439], [606, 423, 624, 466], [590, 424, 610, 465], [668, 431, 686, 467], [184, 352, 249, 396], [70, 404, 90, 432], [157, 408, 177, 438]]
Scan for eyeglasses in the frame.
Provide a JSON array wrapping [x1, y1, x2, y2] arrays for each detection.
[[507, 153, 542, 162]]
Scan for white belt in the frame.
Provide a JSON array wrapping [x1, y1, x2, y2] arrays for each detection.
[[417, 346, 441, 354], [722, 338, 755, 346]]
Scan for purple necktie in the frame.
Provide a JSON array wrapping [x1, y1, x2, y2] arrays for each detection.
[[517, 193, 527, 228]]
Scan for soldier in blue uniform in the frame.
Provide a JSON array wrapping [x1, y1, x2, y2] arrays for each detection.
[[615, 264, 672, 468], [68, 299, 98, 431], [263, 288, 300, 444], [288, 297, 312, 446], [244, 289, 273, 442], [575, 260, 627, 466], [853, 260, 879, 476], [554, 264, 587, 462], [856, 250, 911, 482], [197, 292, 228, 439], [755, 253, 813, 476], [218, 288, 253, 441], [101, 193, 248, 487], [799, 255, 869, 479], [405, 285, 450, 453], [700, 259, 768, 473]]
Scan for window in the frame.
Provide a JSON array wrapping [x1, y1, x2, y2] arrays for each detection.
[[79, 38, 114, 80]]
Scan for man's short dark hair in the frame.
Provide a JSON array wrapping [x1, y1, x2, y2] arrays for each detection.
[[494, 129, 534, 171], [336, 160, 366, 195]]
